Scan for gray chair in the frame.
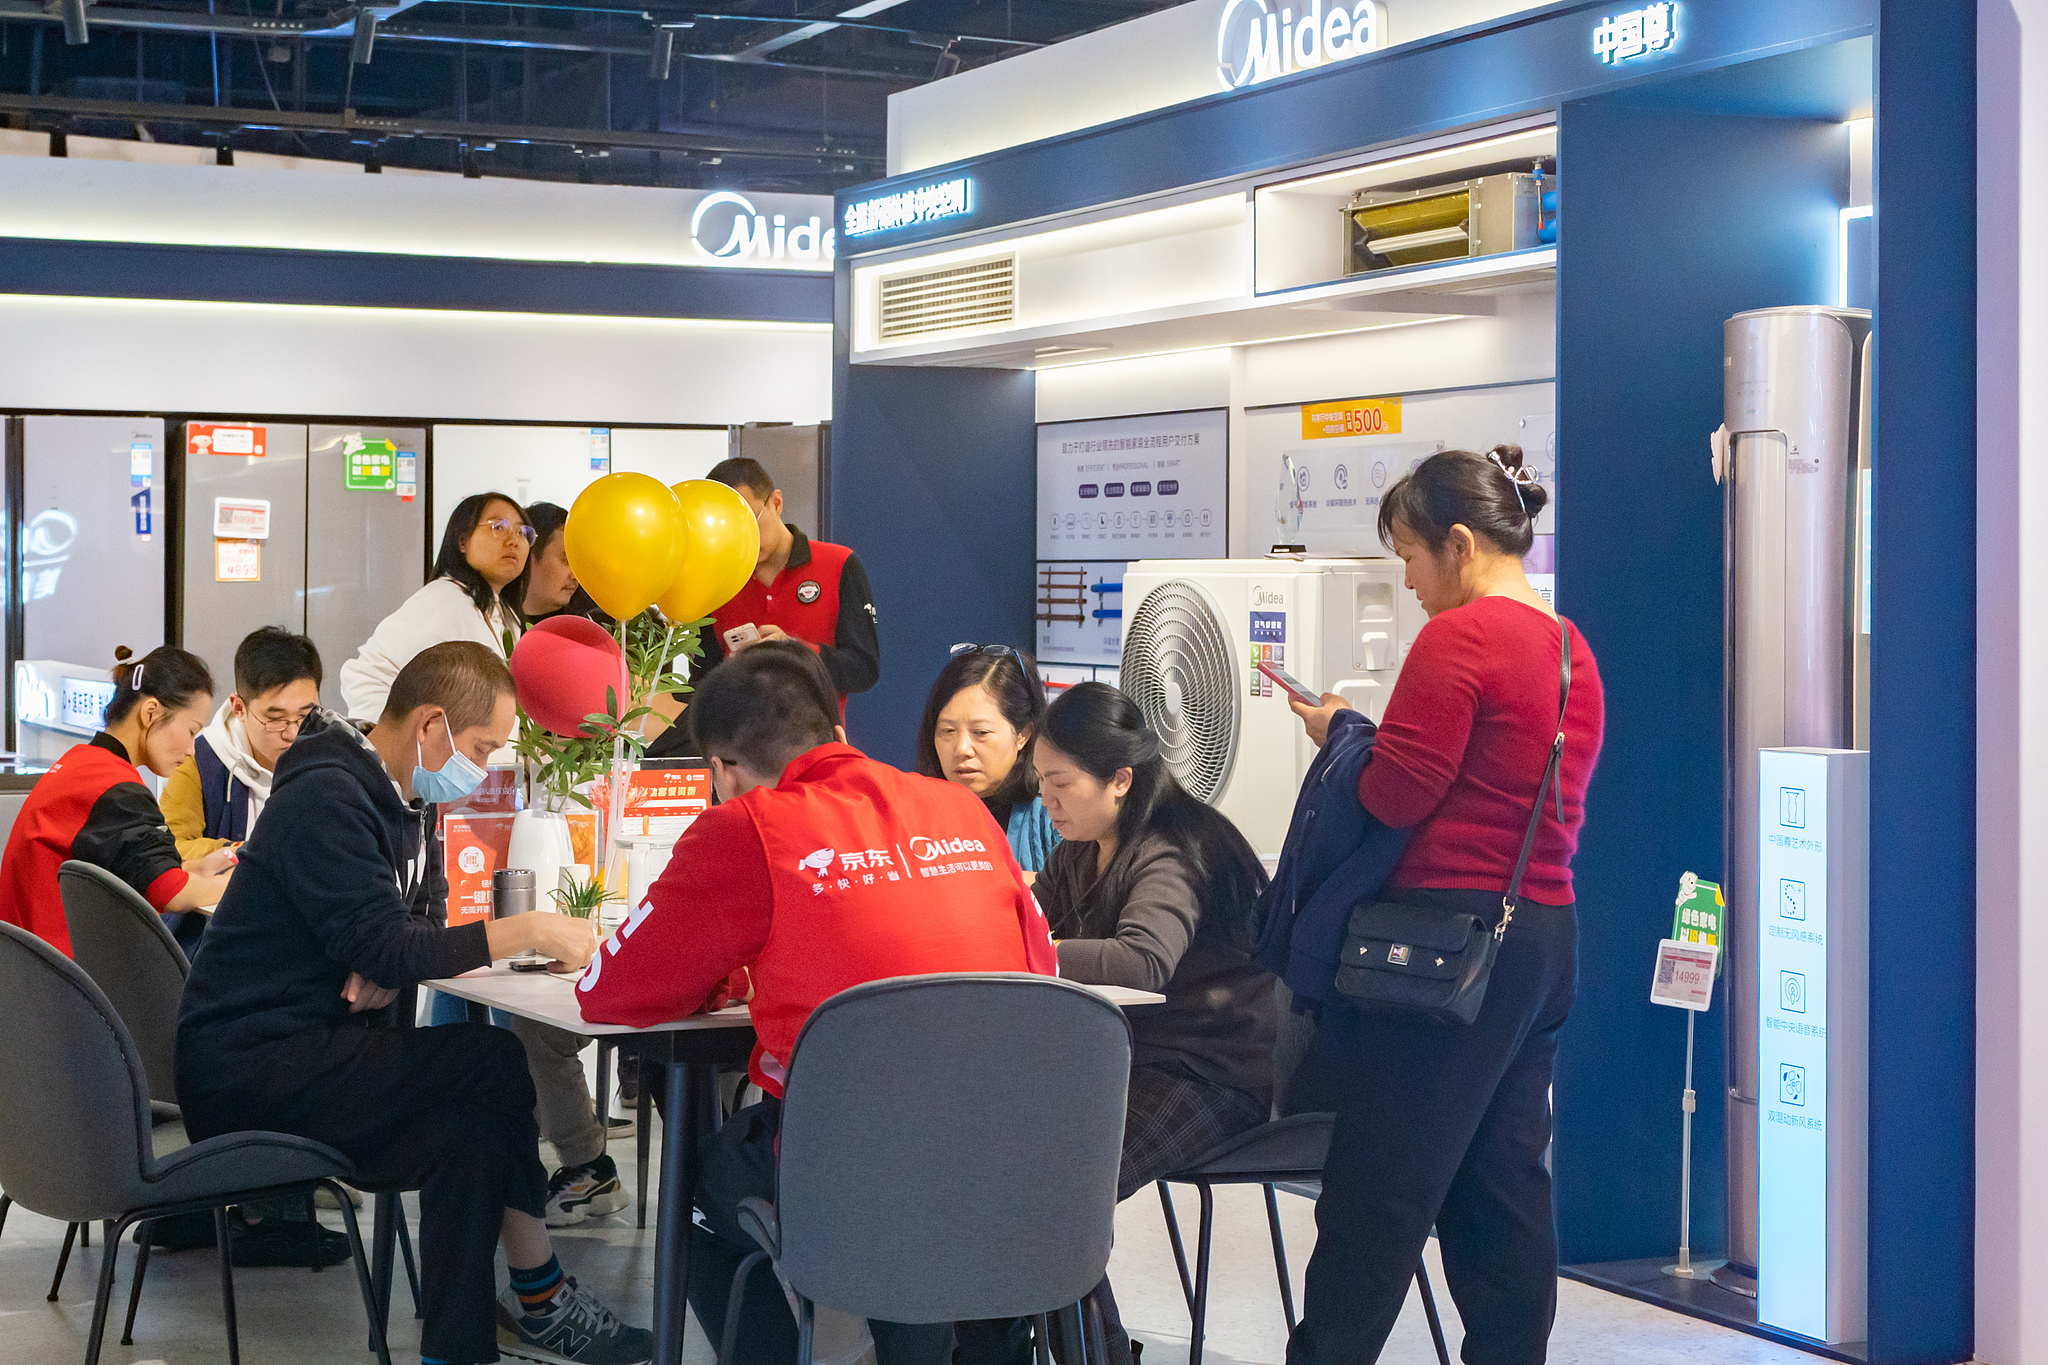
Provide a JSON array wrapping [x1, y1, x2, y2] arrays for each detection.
[[1154, 1114, 1451, 1365], [0, 921, 391, 1365], [721, 973, 1133, 1365]]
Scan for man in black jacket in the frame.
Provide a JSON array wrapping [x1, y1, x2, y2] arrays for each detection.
[[177, 641, 651, 1365]]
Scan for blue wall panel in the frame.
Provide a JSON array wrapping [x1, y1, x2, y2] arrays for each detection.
[[830, 360, 1035, 766], [1867, 2, 1975, 1360], [1555, 101, 1840, 1268]]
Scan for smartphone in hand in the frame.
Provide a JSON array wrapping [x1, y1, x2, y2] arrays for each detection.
[[722, 623, 761, 651], [1256, 660, 1324, 707]]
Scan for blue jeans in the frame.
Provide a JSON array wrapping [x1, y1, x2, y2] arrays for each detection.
[[427, 989, 512, 1029]]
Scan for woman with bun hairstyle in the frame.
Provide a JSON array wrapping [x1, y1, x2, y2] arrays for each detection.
[[1027, 680, 1274, 1365], [0, 646, 235, 957], [914, 644, 1059, 875], [1284, 447, 1605, 1364]]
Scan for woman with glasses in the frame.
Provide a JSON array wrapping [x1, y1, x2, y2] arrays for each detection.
[[913, 643, 1059, 877], [163, 626, 325, 861], [340, 491, 534, 722]]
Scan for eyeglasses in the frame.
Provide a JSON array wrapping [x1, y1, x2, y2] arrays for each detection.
[[245, 709, 314, 737], [950, 643, 1017, 659], [484, 517, 538, 545]]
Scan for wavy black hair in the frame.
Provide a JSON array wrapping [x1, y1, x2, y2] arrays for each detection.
[[915, 646, 1046, 816], [434, 491, 532, 628], [1039, 681, 1266, 949]]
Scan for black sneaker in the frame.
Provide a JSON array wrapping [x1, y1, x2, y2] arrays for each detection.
[[497, 1276, 653, 1364], [228, 1212, 353, 1268], [543, 1154, 629, 1227]]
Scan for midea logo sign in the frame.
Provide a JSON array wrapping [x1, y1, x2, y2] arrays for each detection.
[[1216, 0, 1382, 91], [690, 191, 836, 266]]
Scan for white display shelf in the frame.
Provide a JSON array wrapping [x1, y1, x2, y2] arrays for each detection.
[[849, 246, 1555, 370]]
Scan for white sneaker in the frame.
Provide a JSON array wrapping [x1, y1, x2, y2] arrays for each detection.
[[543, 1155, 630, 1227]]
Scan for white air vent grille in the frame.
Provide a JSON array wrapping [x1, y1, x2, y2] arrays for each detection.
[[876, 255, 1017, 342]]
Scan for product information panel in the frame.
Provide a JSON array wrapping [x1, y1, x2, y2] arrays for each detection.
[[1035, 410, 1229, 671], [1755, 747, 1868, 1347]]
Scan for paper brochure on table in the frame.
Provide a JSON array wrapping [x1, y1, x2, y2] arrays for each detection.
[[592, 765, 712, 843]]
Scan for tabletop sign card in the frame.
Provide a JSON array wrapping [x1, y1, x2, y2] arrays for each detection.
[[1650, 939, 1720, 1011], [1671, 871, 1725, 975]]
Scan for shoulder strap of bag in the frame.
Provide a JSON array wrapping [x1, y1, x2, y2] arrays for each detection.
[[1497, 612, 1573, 943]]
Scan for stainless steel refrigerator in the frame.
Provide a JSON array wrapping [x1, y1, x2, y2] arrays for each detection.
[[6, 415, 168, 750], [179, 420, 425, 711]]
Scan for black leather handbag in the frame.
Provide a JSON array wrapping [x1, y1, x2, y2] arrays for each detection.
[[1333, 610, 1572, 1026]]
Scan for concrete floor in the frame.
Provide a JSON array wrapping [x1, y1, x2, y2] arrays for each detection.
[[0, 1114, 1833, 1365]]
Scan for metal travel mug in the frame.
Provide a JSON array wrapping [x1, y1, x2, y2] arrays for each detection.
[[492, 868, 537, 918]]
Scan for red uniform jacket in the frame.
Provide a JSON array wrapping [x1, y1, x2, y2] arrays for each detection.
[[576, 743, 1056, 1094], [0, 734, 189, 957], [707, 528, 880, 716]]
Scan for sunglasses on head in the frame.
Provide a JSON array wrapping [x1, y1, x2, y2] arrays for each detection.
[[950, 643, 1017, 659]]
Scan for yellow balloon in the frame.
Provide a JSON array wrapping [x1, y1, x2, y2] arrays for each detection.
[[655, 479, 762, 624], [565, 473, 687, 621]]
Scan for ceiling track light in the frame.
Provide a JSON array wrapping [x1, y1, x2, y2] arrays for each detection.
[[647, 27, 674, 81], [60, 0, 89, 46], [349, 9, 378, 65]]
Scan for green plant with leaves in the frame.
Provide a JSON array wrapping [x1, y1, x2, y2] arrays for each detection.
[[550, 873, 621, 921], [512, 609, 707, 812]]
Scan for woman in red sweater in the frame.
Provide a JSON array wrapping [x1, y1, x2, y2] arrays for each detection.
[[1285, 448, 1604, 1365]]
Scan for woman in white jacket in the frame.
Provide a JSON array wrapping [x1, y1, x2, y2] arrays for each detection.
[[340, 491, 534, 721]]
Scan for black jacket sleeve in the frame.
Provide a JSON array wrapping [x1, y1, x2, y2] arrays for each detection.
[[269, 771, 488, 987], [821, 551, 881, 695], [73, 781, 185, 907]]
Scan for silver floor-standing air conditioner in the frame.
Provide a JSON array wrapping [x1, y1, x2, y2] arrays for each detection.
[[1709, 305, 1872, 1297]]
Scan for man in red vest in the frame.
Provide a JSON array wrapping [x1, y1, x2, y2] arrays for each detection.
[[700, 456, 880, 715], [578, 642, 1053, 1365]]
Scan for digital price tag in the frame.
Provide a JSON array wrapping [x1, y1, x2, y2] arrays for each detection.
[[1650, 938, 1719, 1011]]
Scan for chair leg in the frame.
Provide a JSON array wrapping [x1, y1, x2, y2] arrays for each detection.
[[0, 1191, 11, 1238], [326, 1180, 393, 1365], [1262, 1183, 1297, 1331], [1190, 1184, 1217, 1365], [1082, 1293, 1110, 1365], [795, 1295, 816, 1365], [80, 1220, 90, 1248], [48, 1221, 78, 1301], [369, 1192, 397, 1350], [396, 1209, 423, 1318], [306, 1191, 321, 1273], [1050, 1301, 1090, 1365], [636, 1077, 653, 1230], [1416, 1261, 1451, 1365], [1155, 1181, 1195, 1316], [82, 1214, 136, 1365], [595, 1039, 615, 1131], [719, 1249, 769, 1365], [121, 1222, 155, 1345], [1033, 1313, 1055, 1365], [214, 1207, 241, 1365]]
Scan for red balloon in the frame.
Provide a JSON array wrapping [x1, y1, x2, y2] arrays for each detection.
[[510, 616, 626, 738]]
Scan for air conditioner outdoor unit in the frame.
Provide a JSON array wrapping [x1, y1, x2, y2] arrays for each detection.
[[1118, 557, 1424, 859]]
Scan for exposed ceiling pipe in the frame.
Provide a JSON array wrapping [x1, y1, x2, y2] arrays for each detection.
[[0, 88, 884, 162], [0, 0, 925, 77], [59, 0, 91, 44]]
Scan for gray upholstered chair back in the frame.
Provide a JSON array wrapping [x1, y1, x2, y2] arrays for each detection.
[[0, 922, 156, 1223], [60, 860, 189, 1107], [775, 973, 1132, 1324]]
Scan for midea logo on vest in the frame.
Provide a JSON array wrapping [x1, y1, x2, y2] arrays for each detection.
[[690, 191, 837, 266], [910, 835, 988, 862], [1216, 0, 1382, 91]]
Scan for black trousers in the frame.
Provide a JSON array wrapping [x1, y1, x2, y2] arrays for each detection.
[[182, 1021, 550, 1364], [688, 1098, 956, 1365], [1286, 891, 1577, 1365]]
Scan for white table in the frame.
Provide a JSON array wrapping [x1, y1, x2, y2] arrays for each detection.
[[428, 963, 1163, 1365]]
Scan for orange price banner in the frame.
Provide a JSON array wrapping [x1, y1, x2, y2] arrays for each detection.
[[1301, 397, 1403, 440]]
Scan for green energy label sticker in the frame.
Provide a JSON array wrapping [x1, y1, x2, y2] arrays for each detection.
[[1671, 872, 1725, 973], [346, 438, 398, 491]]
